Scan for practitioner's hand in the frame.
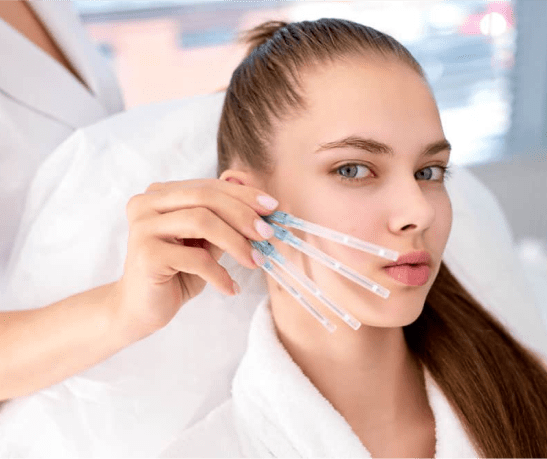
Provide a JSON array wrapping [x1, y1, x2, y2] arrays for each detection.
[[112, 179, 278, 342]]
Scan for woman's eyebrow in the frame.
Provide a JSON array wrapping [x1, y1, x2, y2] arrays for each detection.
[[314, 136, 451, 157]]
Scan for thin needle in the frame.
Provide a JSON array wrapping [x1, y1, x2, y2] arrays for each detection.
[[263, 211, 399, 261], [257, 257, 336, 333], [268, 223, 391, 299], [251, 240, 360, 330]]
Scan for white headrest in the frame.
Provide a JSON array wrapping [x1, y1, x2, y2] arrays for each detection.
[[1, 91, 545, 456]]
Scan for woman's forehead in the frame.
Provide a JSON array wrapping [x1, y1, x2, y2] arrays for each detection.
[[302, 58, 436, 118], [273, 59, 444, 154]]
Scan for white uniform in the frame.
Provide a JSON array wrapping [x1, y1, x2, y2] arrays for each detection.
[[0, 1, 123, 284], [161, 296, 480, 458]]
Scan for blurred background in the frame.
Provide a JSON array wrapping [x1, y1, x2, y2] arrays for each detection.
[[75, 0, 515, 166], [73, 0, 546, 307]]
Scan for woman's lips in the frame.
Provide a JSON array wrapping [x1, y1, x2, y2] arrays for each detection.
[[382, 264, 430, 286]]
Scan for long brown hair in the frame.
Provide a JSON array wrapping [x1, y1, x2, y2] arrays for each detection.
[[217, 18, 547, 457]]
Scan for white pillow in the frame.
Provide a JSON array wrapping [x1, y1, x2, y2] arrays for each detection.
[[1, 91, 545, 457]]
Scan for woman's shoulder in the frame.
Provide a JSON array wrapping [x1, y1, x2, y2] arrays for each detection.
[[159, 398, 242, 458]]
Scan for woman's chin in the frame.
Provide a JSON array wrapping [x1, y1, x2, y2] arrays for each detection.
[[324, 285, 427, 329]]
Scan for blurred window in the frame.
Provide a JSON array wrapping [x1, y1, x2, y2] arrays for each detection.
[[74, 0, 516, 167], [177, 27, 235, 48]]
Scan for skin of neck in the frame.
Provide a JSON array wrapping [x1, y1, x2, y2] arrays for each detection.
[[267, 273, 429, 432]]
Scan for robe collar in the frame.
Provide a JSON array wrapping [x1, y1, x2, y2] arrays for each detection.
[[232, 295, 479, 457]]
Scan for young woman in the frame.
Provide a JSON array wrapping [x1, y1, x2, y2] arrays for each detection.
[[158, 18, 547, 457]]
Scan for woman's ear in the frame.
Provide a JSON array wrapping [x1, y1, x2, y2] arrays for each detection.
[[224, 176, 243, 185], [219, 169, 264, 190]]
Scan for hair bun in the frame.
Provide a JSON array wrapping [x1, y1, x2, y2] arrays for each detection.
[[239, 20, 289, 58]]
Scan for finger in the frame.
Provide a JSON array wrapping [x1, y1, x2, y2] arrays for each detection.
[[140, 179, 279, 218], [140, 207, 260, 270], [143, 197, 276, 260], [145, 239, 236, 296], [140, 185, 279, 247], [208, 242, 224, 262], [178, 240, 234, 264]]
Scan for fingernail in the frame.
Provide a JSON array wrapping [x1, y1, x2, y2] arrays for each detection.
[[232, 281, 241, 295], [254, 219, 275, 239], [257, 195, 279, 210], [251, 249, 266, 267]]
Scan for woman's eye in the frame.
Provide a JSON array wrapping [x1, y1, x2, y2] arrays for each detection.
[[336, 164, 370, 182], [334, 163, 452, 184]]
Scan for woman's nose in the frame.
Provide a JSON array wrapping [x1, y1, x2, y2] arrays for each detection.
[[389, 183, 436, 233]]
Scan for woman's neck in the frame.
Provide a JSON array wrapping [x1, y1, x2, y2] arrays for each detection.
[[269, 293, 433, 437]]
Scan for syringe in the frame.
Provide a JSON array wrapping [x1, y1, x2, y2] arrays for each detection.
[[257, 256, 337, 333], [267, 223, 391, 299], [249, 210, 397, 333], [251, 239, 355, 332], [263, 211, 399, 261]]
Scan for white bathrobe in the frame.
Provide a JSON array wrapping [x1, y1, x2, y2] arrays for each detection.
[[160, 296, 480, 458]]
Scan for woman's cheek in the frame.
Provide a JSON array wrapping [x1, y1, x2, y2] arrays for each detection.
[[311, 207, 381, 264]]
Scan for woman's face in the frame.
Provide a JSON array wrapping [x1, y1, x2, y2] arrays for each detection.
[[263, 57, 453, 328]]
